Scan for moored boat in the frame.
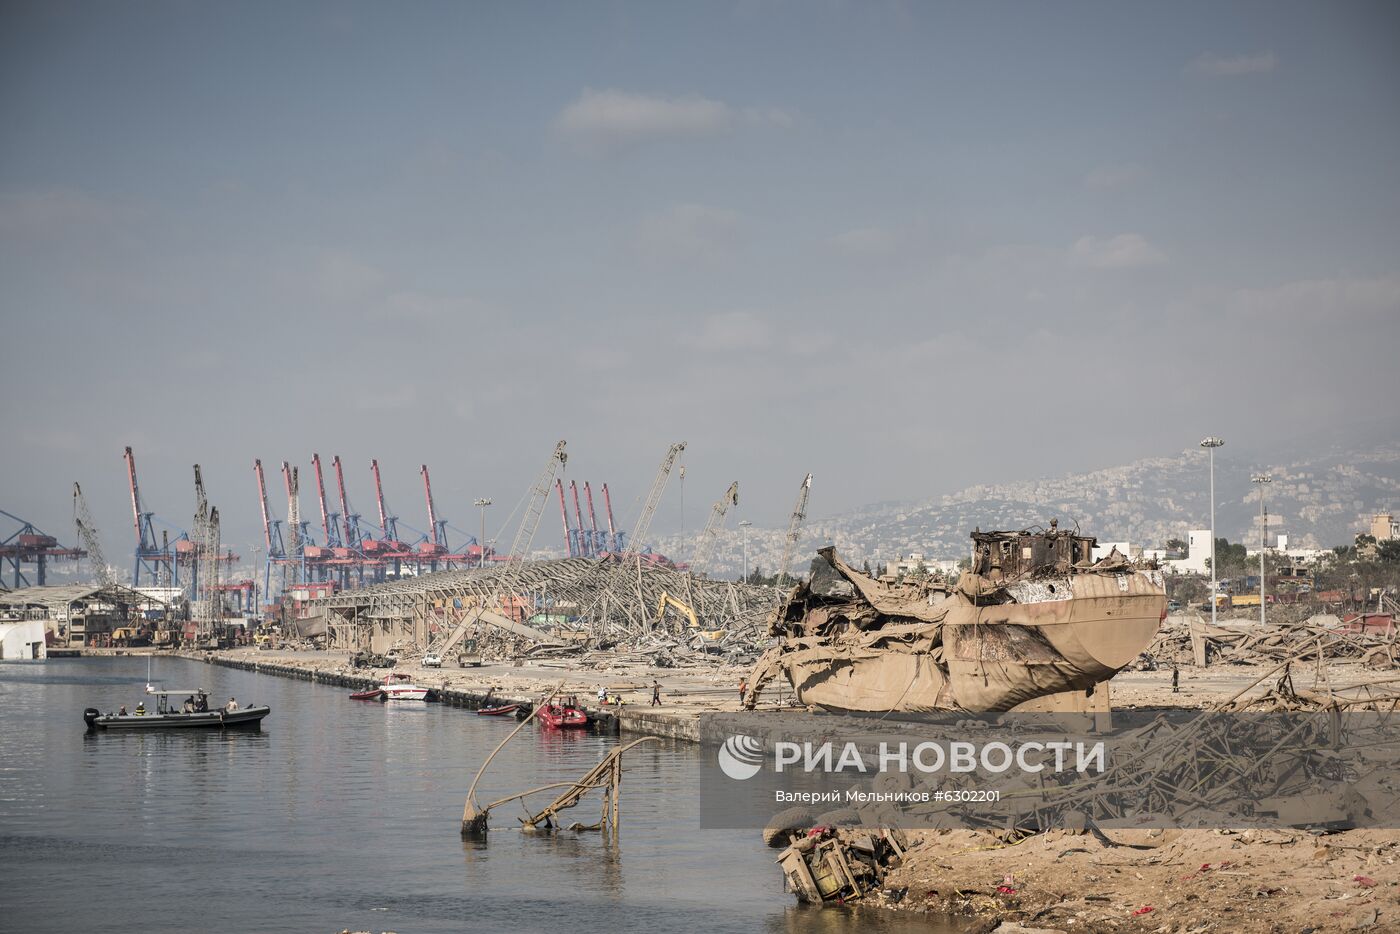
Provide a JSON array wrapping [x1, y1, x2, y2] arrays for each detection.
[[380, 672, 429, 702], [476, 703, 521, 716], [536, 696, 588, 729], [349, 688, 384, 701]]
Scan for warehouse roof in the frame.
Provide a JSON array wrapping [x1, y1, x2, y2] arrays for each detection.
[[0, 582, 162, 610]]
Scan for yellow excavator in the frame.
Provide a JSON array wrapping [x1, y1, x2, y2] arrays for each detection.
[[654, 592, 727, 649]]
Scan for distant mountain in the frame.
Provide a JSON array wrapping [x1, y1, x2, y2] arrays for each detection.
[[658, 434, 1400, 580]]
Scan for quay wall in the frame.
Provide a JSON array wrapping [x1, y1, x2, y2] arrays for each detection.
[[192, 653, 704, 744]]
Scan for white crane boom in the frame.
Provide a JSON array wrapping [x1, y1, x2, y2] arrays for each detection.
[[72, 482, 116, 588], [627, 442, 686, 555], [505, 440, 567, 567], [690, 481, 738, 575], [775, 473, 813, 590]]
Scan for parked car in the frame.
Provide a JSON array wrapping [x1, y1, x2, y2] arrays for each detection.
[[422, 652, 442, 668]]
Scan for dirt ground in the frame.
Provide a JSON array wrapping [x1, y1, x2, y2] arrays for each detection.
[[879, 826, 1399, 933]]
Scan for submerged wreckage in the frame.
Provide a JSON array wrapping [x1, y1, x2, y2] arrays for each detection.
[[745, 524, 1167, 713]]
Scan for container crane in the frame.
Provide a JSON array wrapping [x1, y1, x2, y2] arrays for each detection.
[[555, 478, 575, 556], [601, 483, 623, 552], [690, 481, 739, 576], [583, 482, 603, 557], [568, 481, 589, 557], [421, 465, 448, 551], [1, 509, 83, 588], [332, 456, 361, 548], [311, 454, 343, 549], [626, 442, 686, 556], [254, 459, 286, 597], [71, 483, 112, 587], [775, 473, 813, 590], [503, 440, 567, 567], [125, 445, 165, 586]]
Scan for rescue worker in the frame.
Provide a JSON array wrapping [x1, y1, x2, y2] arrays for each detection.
[[134, 702, 146, 716], [650, 680, 661, 707], [225, 697, 239, 712], [739, 678, 748, 705], [118, 705, 128, 717]]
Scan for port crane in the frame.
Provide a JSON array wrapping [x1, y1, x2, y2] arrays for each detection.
[[311, 454, 343, 549], [503, 440, 567, 568], [600, 483, 623, 552], [555, 478, 576, 556], [775, 473, 813, 590], [690, 481, 739, 576], [71, 484, 113, 587], [626, 442, 686, 556], [583, 482, 603, 556], [254, 459, 287, 596]]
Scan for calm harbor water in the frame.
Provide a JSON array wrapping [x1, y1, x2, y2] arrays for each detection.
[[0, 657, 958, 933]]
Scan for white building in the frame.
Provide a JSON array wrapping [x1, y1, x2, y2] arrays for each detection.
[[886, 553, 961, 579], [1163, 529, 1213, 575], [0, 619, 46, 660]]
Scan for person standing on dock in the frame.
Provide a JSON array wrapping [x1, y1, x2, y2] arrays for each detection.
[[650, 681, 661, 706]]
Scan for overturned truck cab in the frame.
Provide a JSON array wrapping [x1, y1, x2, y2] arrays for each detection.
[[745, 524, 1167, 713]]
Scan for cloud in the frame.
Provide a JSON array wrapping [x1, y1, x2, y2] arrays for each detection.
[[634, 203, 743, 263], [1084, 163, 1148, 191], [686, 311, 772, 352], [1069, 233, 1167, 269], [0, 188, 128, 240], [1185, 51, 1277, 77], [312, 252, 385, 301], [1224, 276, 1400, 320], [829, 226, 898, 255], [555, 89, 791, 151]]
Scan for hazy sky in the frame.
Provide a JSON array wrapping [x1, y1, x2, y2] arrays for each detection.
[[2, 1, 1398, 566]]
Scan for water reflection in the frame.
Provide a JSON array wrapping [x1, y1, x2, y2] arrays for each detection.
[[2, 657, 967, 934]]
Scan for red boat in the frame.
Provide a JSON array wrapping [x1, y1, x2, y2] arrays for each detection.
[[476, 704, 521, 717], [349, 688, 384, 701], [536, 696, 589, 729]]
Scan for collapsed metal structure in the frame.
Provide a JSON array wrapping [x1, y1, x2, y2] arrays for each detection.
[[309, 554, 782, 658]]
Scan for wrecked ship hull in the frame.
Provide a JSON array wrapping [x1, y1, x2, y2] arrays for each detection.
[[748, 531, 1166, 714], [785, 572, 1165, 712]]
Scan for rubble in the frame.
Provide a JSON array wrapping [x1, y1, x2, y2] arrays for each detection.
[[1142, 614, 1400, 669], [745, 526, 1167, 713]]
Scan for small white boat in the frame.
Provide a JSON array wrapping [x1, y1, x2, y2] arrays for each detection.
[[380, 673, 429, 702]]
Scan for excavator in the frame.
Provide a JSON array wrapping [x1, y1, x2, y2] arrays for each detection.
[[654, 592, 728, 652]]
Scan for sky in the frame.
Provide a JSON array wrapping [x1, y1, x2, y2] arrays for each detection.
[[2, 0, 1398, 569]]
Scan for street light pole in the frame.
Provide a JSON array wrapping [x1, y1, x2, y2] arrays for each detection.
[[1200, 437, 1225, 626], [473, 498, 492, 568], [739, 520, 753, 582], [1252, 474, 1271, 627]]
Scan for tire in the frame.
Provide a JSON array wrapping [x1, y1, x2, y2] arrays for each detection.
[[814, 807, 863, 827], [762, 806, 814, 848]]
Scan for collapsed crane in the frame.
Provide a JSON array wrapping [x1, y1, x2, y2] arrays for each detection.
[[690, 481, 739, 576], [775, 473, 813, 590]]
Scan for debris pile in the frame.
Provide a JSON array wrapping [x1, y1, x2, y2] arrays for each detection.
[[774, 825, 910, 905], [1143, 614, 1400, 668], [746, 528, 1166, 713]]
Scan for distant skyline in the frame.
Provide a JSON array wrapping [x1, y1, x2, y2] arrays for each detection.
[[2, 1, 1398, 567]]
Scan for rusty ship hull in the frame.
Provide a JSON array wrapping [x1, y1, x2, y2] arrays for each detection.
[[746, 528, 1167, 714]]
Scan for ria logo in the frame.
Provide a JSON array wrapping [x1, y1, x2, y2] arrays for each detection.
[[718, 734, 764, 780]]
